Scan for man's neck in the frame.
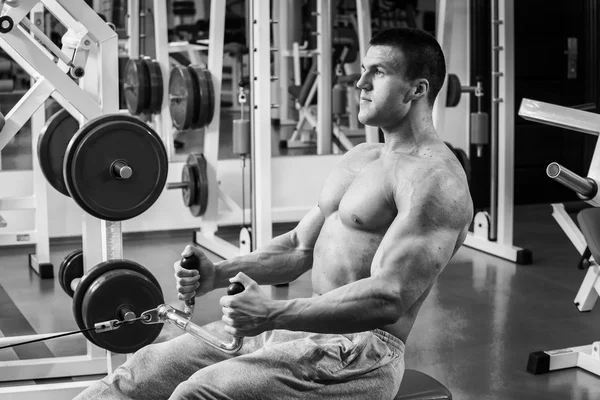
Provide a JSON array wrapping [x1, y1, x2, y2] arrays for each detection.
[[380, 112, 436, 154]]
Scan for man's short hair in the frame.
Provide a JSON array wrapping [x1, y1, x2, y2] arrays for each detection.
[[369, 28, 446, 107]]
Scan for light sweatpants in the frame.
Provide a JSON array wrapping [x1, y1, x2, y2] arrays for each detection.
[[75, 320, 405, 400]]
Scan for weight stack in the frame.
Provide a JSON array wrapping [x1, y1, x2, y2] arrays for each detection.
[[470, 112, 489, 157]]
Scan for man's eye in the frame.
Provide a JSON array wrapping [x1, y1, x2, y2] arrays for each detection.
[[374, 70, 384, 76]]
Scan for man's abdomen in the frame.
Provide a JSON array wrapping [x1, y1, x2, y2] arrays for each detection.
[[310, 215, 381, 295]]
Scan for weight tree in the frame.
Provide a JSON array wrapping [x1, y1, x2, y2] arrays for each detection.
[[0, 1, 149, 398]]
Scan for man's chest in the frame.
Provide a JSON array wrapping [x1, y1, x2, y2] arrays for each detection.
[[318, 162, 398, 231]]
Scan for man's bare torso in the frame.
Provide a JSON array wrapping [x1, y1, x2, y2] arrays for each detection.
[[311, 140, 469, 342]]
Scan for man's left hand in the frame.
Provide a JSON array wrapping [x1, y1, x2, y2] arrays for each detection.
[[220, 272, 276, 337]]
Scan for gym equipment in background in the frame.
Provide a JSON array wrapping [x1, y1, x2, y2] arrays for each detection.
[[519, 98, 600, 377], [168, 64, 215, 131]]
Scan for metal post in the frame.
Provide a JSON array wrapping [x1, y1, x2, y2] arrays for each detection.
[[29, 4, 51, 270], [249, 0, 273, 249], [496, 0, 515, 246], [202, 0, 225, 226], [490, 0, 502, 241], [316, 0, 332, 154], [127, 0, 140, 59], [152, 0, 174, 159], [355, 0, 378, 143]]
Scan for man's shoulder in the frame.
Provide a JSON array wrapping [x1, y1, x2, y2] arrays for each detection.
[[401, 155, 473, 228]]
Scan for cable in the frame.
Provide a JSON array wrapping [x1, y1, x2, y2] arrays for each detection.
[[242, 155, 246, 228], [0, 317, 148, 350], [0, 327, 96, 350]]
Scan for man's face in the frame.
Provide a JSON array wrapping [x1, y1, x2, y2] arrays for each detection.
[[356, 45, 413, 128]]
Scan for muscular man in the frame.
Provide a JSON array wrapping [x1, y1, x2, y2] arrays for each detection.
[[76, 27, 473, 400]]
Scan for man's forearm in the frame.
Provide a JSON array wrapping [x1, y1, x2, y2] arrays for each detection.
[[214, 232, 313, 288], [270, 277, 401, 334]]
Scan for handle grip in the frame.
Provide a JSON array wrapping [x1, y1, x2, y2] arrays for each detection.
[[227, 282, 245, 296], [181, 254, 200, 306]]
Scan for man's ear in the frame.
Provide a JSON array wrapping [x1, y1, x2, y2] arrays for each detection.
[[408, 79, 429, 101]]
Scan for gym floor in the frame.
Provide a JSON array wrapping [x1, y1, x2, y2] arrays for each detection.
[[1, 113, 600, 399]]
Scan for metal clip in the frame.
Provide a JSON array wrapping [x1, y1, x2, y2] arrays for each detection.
[[141, 307, 164, 324], [238, 88, 247, 104], [94, 319, 121, 333], [474, 81, 484, 98]]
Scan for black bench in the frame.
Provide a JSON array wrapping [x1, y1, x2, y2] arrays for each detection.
[[395, 369, 452, 400]]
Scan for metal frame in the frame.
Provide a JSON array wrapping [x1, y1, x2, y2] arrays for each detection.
[[0, 3, 52, 273], [26, 4, 51, 274], [518, 99, 600, 377], [517, 99, 600, 313], [436, 0, 529, 263], [529, 343, 600, 377], [0, 1, 127, 397], [246, 0, 274, 250]]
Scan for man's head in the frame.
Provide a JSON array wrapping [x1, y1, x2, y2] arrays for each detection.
[[356, 28, 446, 128]]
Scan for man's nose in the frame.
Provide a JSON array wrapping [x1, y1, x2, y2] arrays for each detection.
[[356, 74, 371, 91]]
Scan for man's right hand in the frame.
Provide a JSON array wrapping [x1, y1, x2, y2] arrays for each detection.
[[173, 245, 219, 301]]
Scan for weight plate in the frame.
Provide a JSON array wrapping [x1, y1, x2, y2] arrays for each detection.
[[124, 58, 150, 115], [37, 109, 80, 197], [187, 153, 208, 217], [58, 249, 83, 298], [73, 259, 164, 354], [181, 164, 196, 207], [143, 57, 163, 114], [446, 73, 461, 108], [203, 69, 215, 126], [58, 249, 79, 294], [188, 65, 209, 129], [186, 65, 202, 129], [63, 114, 168, 221], [168, 65, 195, 130]]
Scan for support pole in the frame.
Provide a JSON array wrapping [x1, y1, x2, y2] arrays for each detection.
[[355, 0, 378, 143], [249, 0, 273, 249], [316, 0, 332, 154]]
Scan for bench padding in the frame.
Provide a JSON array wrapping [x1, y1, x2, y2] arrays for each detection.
[[395, 369, 452, 400]]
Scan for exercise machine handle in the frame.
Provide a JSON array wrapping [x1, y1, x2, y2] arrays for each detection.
[[141, 278, 246, 354], [142, 304, 245, 354], [180, 254, 200, 308]]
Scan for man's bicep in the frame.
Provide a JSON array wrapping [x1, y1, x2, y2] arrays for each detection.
[[292, 205, 326, 250], [370, 203, 466, 313]]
